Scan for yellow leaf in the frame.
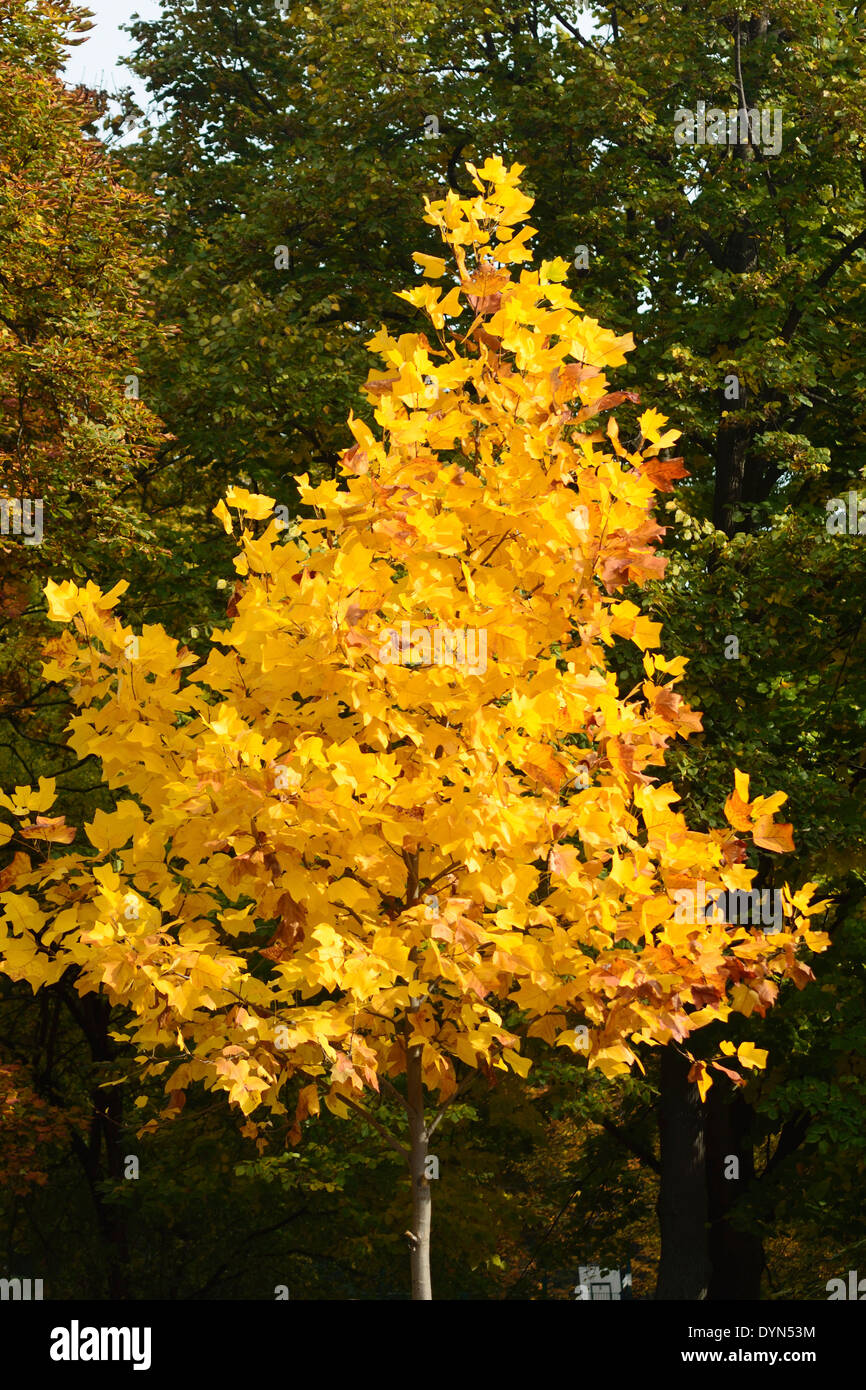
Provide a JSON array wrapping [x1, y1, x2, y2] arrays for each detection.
[[688, 1059, 713, 1101], [503, 1049, 532, 1077], [43, 579, 81, 622], [224, 486, 276, 519], [737, 1041, 768, 1070], [213, 498, 233, 535], [412, 253, 447, 278], [0, 777, 56, 817]]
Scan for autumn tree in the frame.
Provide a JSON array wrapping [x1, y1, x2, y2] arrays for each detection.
[[54, 0, 863, 1298], [0, 0, 178, 799], [0, 0, 172, 646], [0, 0, 194, 1296], [0, 158, 828, 1299]]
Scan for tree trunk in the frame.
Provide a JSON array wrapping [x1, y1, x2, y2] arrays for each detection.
[[655, 1046, 710, 1299], [705, 1085, 764, 1299], [68, 993, 130, 1298], [406, 1040, 432, 1300], [712, 417, 753, 536]]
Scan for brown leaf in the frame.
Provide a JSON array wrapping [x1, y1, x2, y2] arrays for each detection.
[[341, 445, 369, 474], [363, 375, 399, 398], [598, 555, 632, 590], [710, 1061, 746, 1086], [19, 816, 76, 844], [652, 687, 703, 736], [225, 581, 244, 619], [640, 456, 689, 491], [721, 837, 749, 867], [788, 960, 816, 989], [259, 893, 307, 962], [573, 390, 641, 424], [467, 292, 502, 316], [472, 326, 503, 353], [559, 362, 603, 388], [0, 852, 30, 891]]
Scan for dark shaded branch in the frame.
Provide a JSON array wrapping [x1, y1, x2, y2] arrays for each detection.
[[782, 227, 866, 342], [599, 1116, 661, 1174]]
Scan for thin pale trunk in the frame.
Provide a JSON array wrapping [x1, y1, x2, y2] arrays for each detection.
[[406, 1040, 432, 1300]]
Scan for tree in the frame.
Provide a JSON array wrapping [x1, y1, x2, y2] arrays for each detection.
[[0, 0, 178, 809], [78, 0, 866, 1297], [123, 0, 435, 492], [0, 0, 171, 635], [0, 156, 827, 1298], [0, 0, 188, 1296]]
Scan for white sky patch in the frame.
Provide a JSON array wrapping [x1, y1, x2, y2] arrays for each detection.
[[61, 0, 162, 117]]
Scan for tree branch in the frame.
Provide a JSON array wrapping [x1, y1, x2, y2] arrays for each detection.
[[599, 1116, 661, 1175], [428, 1066, 480, 1136], [782, 227, 866, 342], [340, 1093, 410, 1160]]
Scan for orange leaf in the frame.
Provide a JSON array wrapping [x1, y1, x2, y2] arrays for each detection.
[[639, 456, 689, 491], [19, 816, 75, 844], [724, 789, 753, 832], [752, 816, 795, 854], [687, 1059, 713, 1102], [710, 1061, 746, 1086], [573, 389, 641, 424]]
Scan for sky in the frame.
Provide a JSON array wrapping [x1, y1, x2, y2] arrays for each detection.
[[61, 0, 162, 111]]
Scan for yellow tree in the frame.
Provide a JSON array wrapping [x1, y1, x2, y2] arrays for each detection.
[[0, 158, 828, 1299]]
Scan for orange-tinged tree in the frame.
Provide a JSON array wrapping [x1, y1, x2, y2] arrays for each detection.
[[0, 1059, 79, 1195], [0, 157, 828, 1299]]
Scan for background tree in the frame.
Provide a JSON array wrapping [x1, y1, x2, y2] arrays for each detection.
[[0, 0, 224, 1296]]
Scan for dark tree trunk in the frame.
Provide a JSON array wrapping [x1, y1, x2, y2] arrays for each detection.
[[655, 1047, 710, 1299], [712, 417, 753, 536], [705, 1086, 764, 1299], [68, 993, 130, 1298]]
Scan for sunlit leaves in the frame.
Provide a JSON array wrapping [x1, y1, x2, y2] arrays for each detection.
[[0, 161, 828, 1142]]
